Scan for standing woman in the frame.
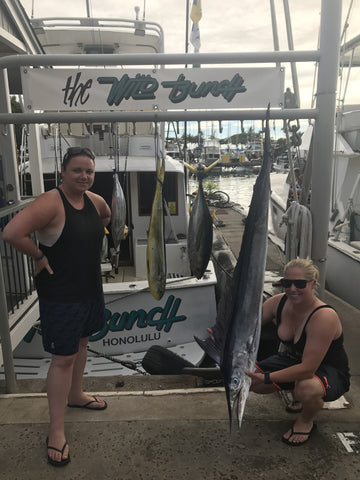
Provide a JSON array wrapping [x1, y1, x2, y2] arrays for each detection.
[[247, 258, 350, 446], [3, 147, 111, 466]]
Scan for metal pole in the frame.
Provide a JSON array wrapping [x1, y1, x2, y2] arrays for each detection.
[[311, 0, 342, 298], [184, 0, 191, 162], [0, 260, 17, 393], [270, 0, 280, 66], [86, 0, 91, 18], [0, 108, 318, 125], [283, 0, 300, 107], [0, 50, 320, 69], [185, 0, 190, 54]]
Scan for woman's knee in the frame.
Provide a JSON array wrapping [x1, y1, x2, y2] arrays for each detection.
[[50, 353, 77, 370], [294, 377, 323, 401]]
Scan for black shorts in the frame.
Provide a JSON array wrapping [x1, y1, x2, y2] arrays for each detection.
[[256, 352, 350, 402], [39, 292, 105, 356]]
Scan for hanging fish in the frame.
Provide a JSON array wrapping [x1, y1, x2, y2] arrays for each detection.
[[195, 107, 272, 429], [146, 155, 166, 300], [184, 159, 219, 279], [111, 172, 126, 253]]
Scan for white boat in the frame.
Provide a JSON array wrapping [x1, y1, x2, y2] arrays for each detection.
[[0, 8, 217, 378], [325, 101, 360, 308], [165, 139, 183, 160], [0, 0, 346, 385], [269, 28, 360, 309], [201, 138, 221, 166]]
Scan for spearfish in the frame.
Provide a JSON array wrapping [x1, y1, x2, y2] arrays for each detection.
[[111, 172, 127, 253], [195, 106, 272, 428], [184, 159, 220, 279], [146, 154, 166, 300]]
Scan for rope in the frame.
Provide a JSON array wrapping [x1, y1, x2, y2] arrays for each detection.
[[283, 202, 312, 262], [86, 346, 146, 375]]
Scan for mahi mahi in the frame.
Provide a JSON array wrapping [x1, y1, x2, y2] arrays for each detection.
[[185, 160, 219, 279], [195, 107, 272, 428], [111, 172, 127, 253], [146, 154, 166, 300]]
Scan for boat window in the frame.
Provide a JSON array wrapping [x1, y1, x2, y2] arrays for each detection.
[[138, 172, 178, 216]]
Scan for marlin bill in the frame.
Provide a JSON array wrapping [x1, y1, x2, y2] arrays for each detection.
[[146, 154, 166, 300], [195, 107, 272, 428]]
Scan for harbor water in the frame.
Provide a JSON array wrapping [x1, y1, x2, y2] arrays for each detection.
[[187, 171, 258, 213]]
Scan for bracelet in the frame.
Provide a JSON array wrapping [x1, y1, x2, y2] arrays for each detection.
[[264, 371, 272, 384], [34, 253, 45, 261]]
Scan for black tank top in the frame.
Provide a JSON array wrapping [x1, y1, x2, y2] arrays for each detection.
[[276, 294, 350, 381], [35, 188, 104, 302]]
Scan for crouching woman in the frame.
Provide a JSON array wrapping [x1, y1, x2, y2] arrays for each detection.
[[247, 258, 350, 446]]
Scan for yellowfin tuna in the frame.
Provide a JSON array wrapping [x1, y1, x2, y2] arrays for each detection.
[[111, 172, 126, 253]]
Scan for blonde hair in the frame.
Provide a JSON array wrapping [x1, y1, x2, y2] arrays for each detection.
[[284, 258, 319, 284]]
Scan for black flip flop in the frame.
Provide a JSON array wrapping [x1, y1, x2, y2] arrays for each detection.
[[281, 423, 316, 446], [67, 395, 107, 410], [46, 438, 70, 467]]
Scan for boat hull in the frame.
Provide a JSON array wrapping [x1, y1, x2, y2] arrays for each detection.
[[9, 264, 217, 371], [326, 239, 360, 309]]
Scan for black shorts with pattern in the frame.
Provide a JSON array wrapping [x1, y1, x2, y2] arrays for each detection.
[[256, 351, 350, 402], [39, 291, 105, 356]]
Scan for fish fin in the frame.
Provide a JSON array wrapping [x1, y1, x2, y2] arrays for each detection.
[[194, 336, 222, 365]]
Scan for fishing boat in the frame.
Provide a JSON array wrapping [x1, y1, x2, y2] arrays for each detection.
[[165, 139, 183, 160], [201, 138, 221, 166], [0, 5, 218, 379], [269, 15, 360, 310], [0, 0, 346, 387]]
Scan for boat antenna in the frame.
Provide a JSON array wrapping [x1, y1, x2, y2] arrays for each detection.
[[86, 0, 91, 18], [143, 0, 146, 21]]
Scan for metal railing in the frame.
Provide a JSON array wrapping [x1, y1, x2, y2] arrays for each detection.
[[0, 199, 37, 392], [0, 200, 37, 314]]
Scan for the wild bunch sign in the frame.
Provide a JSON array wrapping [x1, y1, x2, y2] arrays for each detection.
[[22, 67, 284, 111]]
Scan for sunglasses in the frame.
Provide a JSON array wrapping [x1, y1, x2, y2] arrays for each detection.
[[280, 278, 312, 289], [63, 147, 95, 163]]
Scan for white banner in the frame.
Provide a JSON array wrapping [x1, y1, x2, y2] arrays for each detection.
[[21, 67, 285, 111]]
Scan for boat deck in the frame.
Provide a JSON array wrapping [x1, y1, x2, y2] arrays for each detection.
[[101, 263, 136, 283]]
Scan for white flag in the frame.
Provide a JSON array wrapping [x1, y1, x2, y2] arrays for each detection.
[[190, 0, 202, 53], [190, 22, 201, 52]]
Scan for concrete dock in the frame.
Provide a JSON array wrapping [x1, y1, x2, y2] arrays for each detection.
[[1, 206, 359, 479]]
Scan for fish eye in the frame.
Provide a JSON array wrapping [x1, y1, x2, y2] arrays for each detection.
[[232, 377, 239, 387]]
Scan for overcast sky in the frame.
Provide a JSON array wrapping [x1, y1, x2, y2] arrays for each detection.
[[19, 1, 359, 138]]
